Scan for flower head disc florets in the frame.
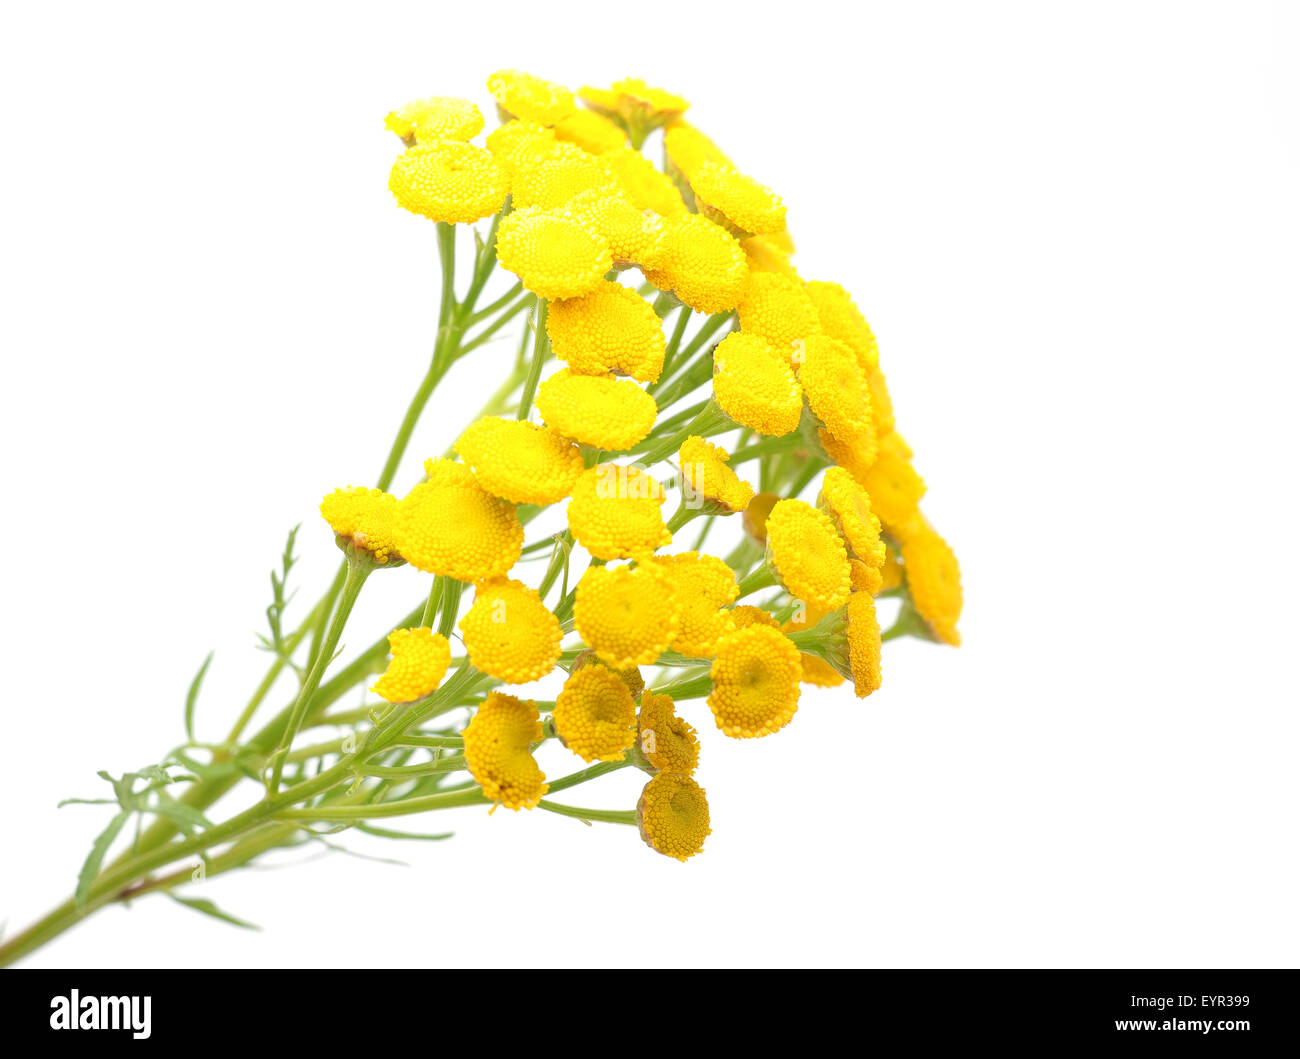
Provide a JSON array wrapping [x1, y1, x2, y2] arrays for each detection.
[[372, 627, 452, 704], [384, 96, 485, 145], [454, 416, 584, 506], [395, 459, 522, 581], [566, 464, 671, 560], [637, 691, 700, 776], [463, 692, 549, 810], [637, 772, 711, 861], [711, 332, 802, 437], [573, 563, 679, 668], [320, 486, 402, 564], [553, 665, 638, 762], [764, 498, 852, 611], [708, 624, 802, 738], [545, 280, 667, 382], [535, 369, 658, 450], [459, 578, 562, 684], [486, 69, 576, 126], [388, 140, 508, 224], [496, 206, 612, 299]]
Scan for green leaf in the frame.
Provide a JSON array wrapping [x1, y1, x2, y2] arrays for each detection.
[[76, 810, 131, 908], [57, 797, 117, 808], [354, 824, 455, 842], [184, 651, 214, 742], [151, 799, 213, 834], [165, 893, 260, 931]]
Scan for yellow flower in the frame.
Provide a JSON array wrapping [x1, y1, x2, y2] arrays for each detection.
[[510, 141, 618, 211], [818, 425, 879, 487], [797, 334, 873, 442], [600, 145, 687, 217], [463, 692, 549, 811], [554, 108, 627, 154], [818, 466, 886, 572], [849, 557, 883, 597], [708, 624, 802, 738], [371, 627, 452, 703], [806, 281, 879, 374], [663, 122, 731, 180], [395, 459, 523, 581], [458, 578, 562, 684], [495, 206, 612, 300], [643, 212, 749, 314], [654, 551, 739, 657], [764, 498, 851, 611], [637, 692, 700, 776], [742, 234, 798, 277], [454, 416, 584, 506], [901, 523, 962, 646], [573, 563, 679, 668], [561, 186, 664, 267], [690, 161, 786, 237], [858, 442, 926, 537], [553, 665, 638, 762], [581, 78, 690, 138], [388, 141, 508, 225], [571, 649, 646, 699], [712, 332, 802, 437], [535, 368, 658, 450], [866, 366, 896, 436], [730, 604, 780, 630], [678, 435, 754, 513], [637, 772, 711, 861], [877, 546, 904, 593], [546, 280, 666, 382], [845, 592, 883, 696], [486, 68, 576, 126], [738, 272, 821, 363], [319, 486, 401, 564], [485, 120, 557, 185], [384, 97, 484, 145], [783, 602, 845, 688], [566, 464, 672, 560]]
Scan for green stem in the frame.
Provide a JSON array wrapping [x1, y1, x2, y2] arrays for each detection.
[[516, 300, 549, 419], [538, 801, 638, 826]]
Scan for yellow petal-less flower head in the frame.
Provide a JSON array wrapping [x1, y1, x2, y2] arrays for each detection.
[[371, 627, 452, 704], [663, 122, 731, 182], [571, 648, 646, 699], [510, 141, 619, 211], [458, 578, 562, 684], [902, 523, 963, 646], [849, 557, 883, 597], [554, 108, 628, 154], [782, 601, 845, 688], [876, 545, 904, 594], [642, 212, 749, 314], [866, 366, 896, 436], [806, 281, 879, 374], [654, 551, 739, 657], [708, 624, 802, 738], [485, 120, 557, 186], [561, 187, 665, 268], [818, 424, 880, 488], [388, 140, 508, 224], [819, 466, 887, 574], [535, 368, 658, 450], [463, 692, 549, 811], [738, 272, 821, 364], [454, 416, 584, 506], [742, 233, 798, 277], [764, 498, 852, 611], [546, 280, 666, 382], [690, 161, 786, 238], [858, 442, 926, 538], [730, 604, 780, 631], [319, 486, 402, 565], [384, 97, 484, 145], [486, 69, 576, 126], [600, 146, 687, 217], [784, 592, 882, 697], [712, 332, 803, 437], [495, 206, 612, 300], [678, 435, 754, 514], [573, 563, 679, 669], [637, 691, 700, 776], [553, 665, 638, 762], [637, 771, 710, 861], [566, 464, 672, 560], [581, 79, 690, 144], [797, 333, 874, 443], [395, 459, 523, 581]]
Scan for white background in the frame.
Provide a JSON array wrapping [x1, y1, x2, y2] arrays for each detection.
[[2, 1, 1297, 968]]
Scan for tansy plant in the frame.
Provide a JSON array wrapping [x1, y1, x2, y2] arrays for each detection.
[[1, 71, 962, 965]]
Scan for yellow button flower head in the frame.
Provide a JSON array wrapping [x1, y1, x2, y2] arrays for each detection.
[[388, 140, 508, 224], [510, 141, 619, 211], [395, 459, 523, 581], [901, 523, 962, 646], [384, 96, 484, 146], [663, 122, 731, 181], [581, 78, 690, 142], [643, 212, 748, 313], [806, 281, 879, 374], [712, 332, 802, 437], [654, 551, 739, 657], [458, 578, 562, 684], [561, 187, 665, 268], [600, 146, 687, 217], [858, 442, 926, 538], [845, 591, 883, 696], [738, 272, 821, 363], [743, 233, 799, 277], [554, 108, 627, 154], [819, 466, 887, 581], [690, 161, 786, 238], [571, 648, 646, 699], [637, 691, 700, 776], [535, 368, 658, 450], [818, 425, 879, 487], [495, 206, 612, 300], [566, 464, 672, 560], [764, 498, 852, 611], [637, 772, 710, 861], [553, 665, 638, 762], [486, 120, 557, 185], [783, 601, 845, 688], [372, 627, 452, 704], [867, 366, 896, 436], [678, 435, 754, 513], [848, 558, 882, 597], [319, 486, 401, 564], [730, 604, 780, 630], [454, 416, 584, 506], [486, 68, 576, 126], [546, 280, 666, 382], [463, 692, 549, 811], [708, 624, 802, 738], [876, 545, 904, 593], [797, 333, 874, 442], [573, 562, 679, 668]]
